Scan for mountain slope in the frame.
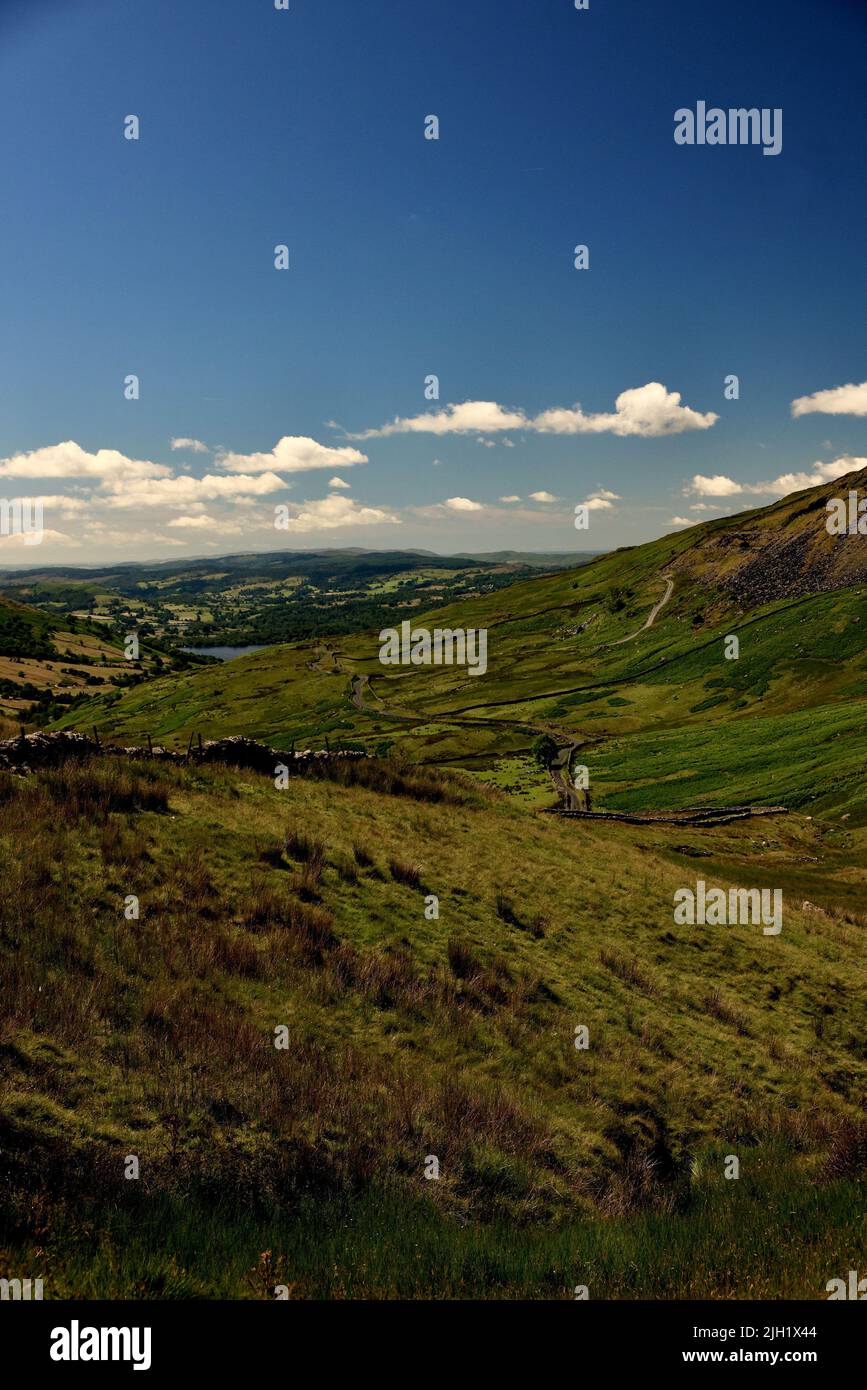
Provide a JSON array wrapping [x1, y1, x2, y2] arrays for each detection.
[[54, 467, 867, 822], [2, 751, 865, 1297], [12, 470, 867, 1297]]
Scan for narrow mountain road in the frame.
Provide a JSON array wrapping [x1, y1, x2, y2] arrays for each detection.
[[546, 740, 587, 808], [349, 672, 592, 803], [610, 576, 674, 646], [350, 673, 415, 722], [340, 578, 663, 809]]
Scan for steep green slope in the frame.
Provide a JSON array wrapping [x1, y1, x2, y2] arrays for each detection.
[[1, 754, 864, 1297], [0, 593, 58, 659], [53, 467, 867, 816]]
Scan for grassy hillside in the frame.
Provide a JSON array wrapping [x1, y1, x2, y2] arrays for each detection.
[[1, 752, 865, 1298], [9, 473, 867, 1298], [0, 595, 178, 736], [54, 467, 867, 820]]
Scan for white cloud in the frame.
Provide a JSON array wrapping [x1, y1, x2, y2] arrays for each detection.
[[532, 382, 718, 437], [689, 457, 866, 500], [0, 528, 74, 547], [582, 496, 615, 511], [444, 496, 484, 511], [668, 516, 692, 526], [28, 495, 89, 516], [0, 441, 170, 481], [748, 457, 867, 496], [355, 401, 528, 438], [328, 476, 350, 489], [166, 514, 244, 528], [688, 474, 745, 497], [217, 435, 367, 474], [171, 437, 209, 453], [499, 494, 521, 502], [356, 383, 716, 440], [101, 471, 288, 509], [591, 488, 621, 500], [529, 490, 558, 502], [791, 380, 867, 418], [276, 493, 400, 532]]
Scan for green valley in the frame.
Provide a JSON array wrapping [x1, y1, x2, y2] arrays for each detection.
[[3, 470, 866, 1299]]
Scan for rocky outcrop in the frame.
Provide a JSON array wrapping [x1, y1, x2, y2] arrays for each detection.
[[718, 530, 863, 608]]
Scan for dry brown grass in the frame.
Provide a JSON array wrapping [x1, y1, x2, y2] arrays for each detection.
[[702, 987, 750, 1035], [599, 948, 658, 995]]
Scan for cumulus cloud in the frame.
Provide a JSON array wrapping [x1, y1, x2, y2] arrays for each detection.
[[689, 457, 866, 499], [0, 437, 404, 559], [101, 471, 288, 509], [275, 493, 400, 532], [0, 527, 75, 548], [354, 401, 528, 438], [582, 495, 615, 511], [529, 491, 558, 502], [749, 458, 867, 496], [217, 435, 368, 474], [0, 441, 170, 481], [499, 494, 521, 502], [668, 516, 692, 526], [689, 474, 744, 497], [444, 496, 484, 511], [29, 495, 89, 516], [171, 437, 209, 453], [167, 514, 227, 530], [533, 383, 718, 437], [791, 380, 867, 418], [356, 383, 716, 440]]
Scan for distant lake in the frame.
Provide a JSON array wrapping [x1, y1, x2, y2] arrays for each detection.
[[180, 645, 268, 662]]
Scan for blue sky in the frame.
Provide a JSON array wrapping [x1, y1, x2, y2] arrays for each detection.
[[0, 0, 864, 562]]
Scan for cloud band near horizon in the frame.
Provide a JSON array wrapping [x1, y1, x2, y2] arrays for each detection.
[[350, 382, 719, 439]]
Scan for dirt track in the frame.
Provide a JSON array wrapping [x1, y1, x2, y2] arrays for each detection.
[[348, 670, 590, 804], [610, 575, 674, 645]]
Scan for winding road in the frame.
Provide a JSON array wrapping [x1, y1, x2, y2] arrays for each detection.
[[610, 576, 674, 645], [332, 575, 673, 805], [349, 672, 591, 803]]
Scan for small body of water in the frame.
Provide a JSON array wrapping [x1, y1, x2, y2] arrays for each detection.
[[180, 645, 268, 662]]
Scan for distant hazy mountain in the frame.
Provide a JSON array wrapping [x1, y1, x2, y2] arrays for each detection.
[[0, 547, 598, 581], [447, 551, 598, 568]]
